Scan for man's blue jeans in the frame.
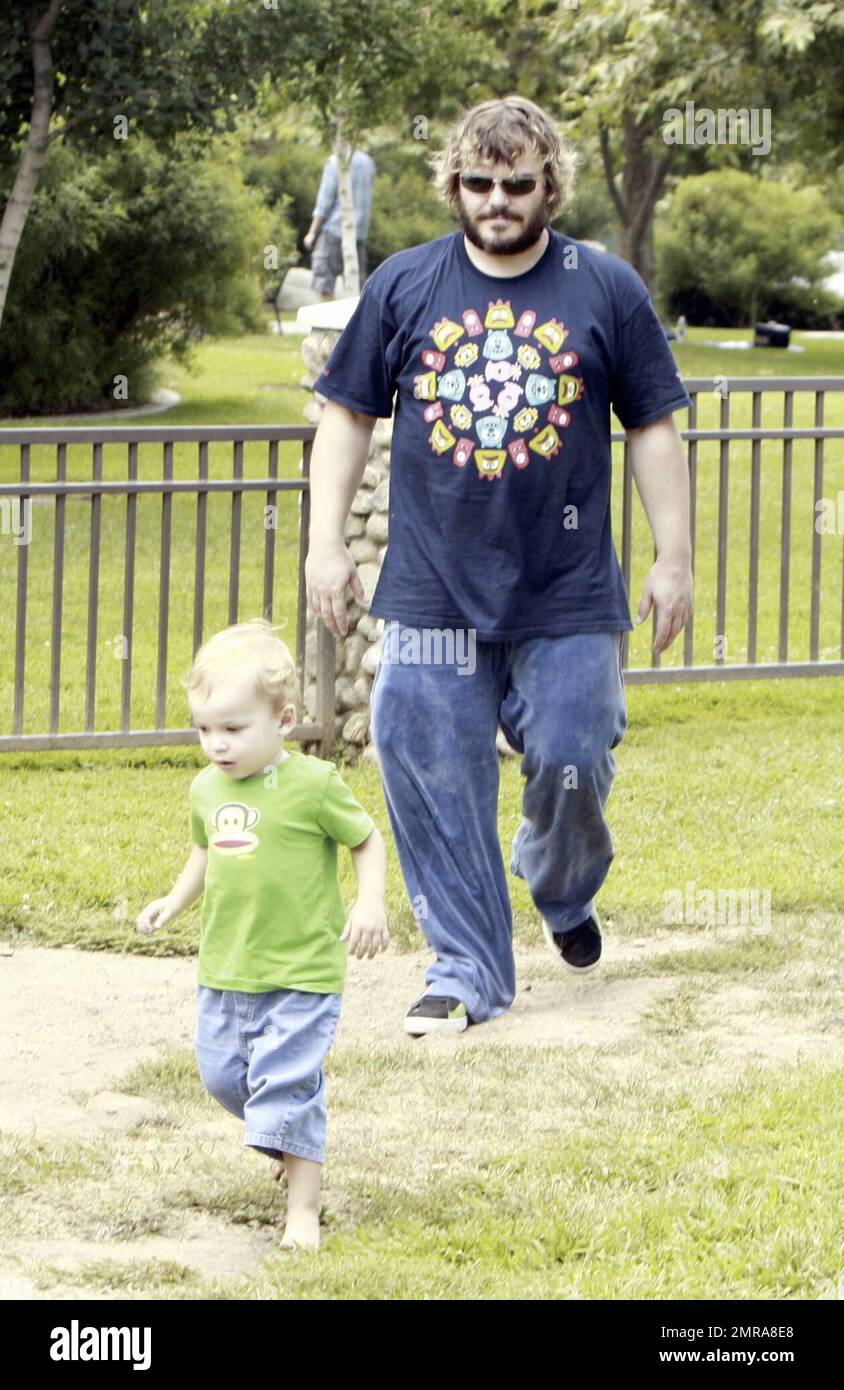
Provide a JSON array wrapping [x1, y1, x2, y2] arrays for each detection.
[[369, 623, 628, 1023]]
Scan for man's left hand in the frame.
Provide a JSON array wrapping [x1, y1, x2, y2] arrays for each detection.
[[635, 557, 694, 652]]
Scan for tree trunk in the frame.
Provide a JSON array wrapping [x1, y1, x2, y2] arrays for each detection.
[[600, 112, 675, 300], [333, 98, 360, 298], [0, 1, 64, 330]]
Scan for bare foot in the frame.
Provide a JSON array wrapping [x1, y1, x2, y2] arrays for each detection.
[[280, 1208, 321, 1249]]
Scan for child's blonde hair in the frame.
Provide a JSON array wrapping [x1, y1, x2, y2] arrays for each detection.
[[184, 618, 299, 717]]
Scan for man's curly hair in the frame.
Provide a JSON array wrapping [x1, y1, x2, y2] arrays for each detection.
[[427, 94, 581, 221]]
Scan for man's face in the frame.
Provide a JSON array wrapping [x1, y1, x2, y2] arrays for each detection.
[[456, 151, 549, 257]]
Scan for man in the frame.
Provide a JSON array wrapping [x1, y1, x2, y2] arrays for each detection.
[[304, 146, 376, 301], [305, 95, 693, 1036]]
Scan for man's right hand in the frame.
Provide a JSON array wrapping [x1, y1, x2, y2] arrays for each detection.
[[305, 541, 367, 639]]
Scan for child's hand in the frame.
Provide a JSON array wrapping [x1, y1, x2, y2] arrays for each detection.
[[136, 896, 178, 938], [340, 900, 389, 960]]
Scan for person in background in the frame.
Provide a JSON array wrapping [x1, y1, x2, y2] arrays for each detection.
[[304, 147, 376, 301]]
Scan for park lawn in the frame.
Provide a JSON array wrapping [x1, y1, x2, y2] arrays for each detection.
[[0, 326, 842, 950], [1, 672, 842, 955], [1, 943, 841, 1299], [1, 328, 842, 1301], [1, 328, 843, 734], [0, 332, 310, 736]]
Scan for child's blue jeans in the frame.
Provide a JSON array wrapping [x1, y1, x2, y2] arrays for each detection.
[[194, 985, 342, 1164], [370, 623, 628, 1023]]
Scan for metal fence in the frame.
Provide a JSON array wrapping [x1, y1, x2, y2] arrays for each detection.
[[619, 375, 844, 681], [0, 426, 337, 755], [0, 376, 842, 755]]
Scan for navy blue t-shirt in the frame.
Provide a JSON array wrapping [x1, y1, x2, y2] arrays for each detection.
[[317, 228, 691, 641]]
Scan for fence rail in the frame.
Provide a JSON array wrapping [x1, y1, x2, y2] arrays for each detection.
[[618, 376, 844, 681], [0, 426, 337, 755], [1, 377, 843, 754]]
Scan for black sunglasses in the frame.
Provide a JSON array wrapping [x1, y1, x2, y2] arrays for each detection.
[[459, 174, 540, 197]]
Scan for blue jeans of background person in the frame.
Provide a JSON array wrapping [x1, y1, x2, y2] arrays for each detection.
[[194, 985, 342, 1163], [369, 624, 628, 1023]]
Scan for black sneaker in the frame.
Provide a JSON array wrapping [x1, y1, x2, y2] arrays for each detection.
[[404, 994, 469, 1036], [542, 911, 602, 974]]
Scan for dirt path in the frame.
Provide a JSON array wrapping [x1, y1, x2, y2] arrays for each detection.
[[0, 928, 778, 1139], [1, 928, 839, 1299]]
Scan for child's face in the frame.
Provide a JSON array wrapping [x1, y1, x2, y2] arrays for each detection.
[[189, 679, 297, 780]]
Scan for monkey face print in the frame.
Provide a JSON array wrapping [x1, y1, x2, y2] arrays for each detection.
[[207, 801, 261, 855]]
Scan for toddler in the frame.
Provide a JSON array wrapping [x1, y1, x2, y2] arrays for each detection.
[[136, 618, 388, 1248]]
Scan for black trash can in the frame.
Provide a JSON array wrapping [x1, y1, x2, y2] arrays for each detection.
[[754, 321, 791, 348]]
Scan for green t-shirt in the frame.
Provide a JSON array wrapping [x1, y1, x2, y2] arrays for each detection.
[[189, 750, 376, 994]]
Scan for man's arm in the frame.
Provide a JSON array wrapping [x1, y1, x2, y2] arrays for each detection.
[[626, 413, 694, 653], [303, 214, 323, 250], [305, 399, 378, 638]]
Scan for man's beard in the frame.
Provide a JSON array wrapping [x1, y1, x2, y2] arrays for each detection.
[[458, 200, 549, 257]]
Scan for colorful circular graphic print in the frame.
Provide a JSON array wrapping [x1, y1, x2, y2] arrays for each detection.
[[413, 298, 585, 480]]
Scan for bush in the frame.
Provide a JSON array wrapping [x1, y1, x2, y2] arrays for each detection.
[[0, 135, 284, 415], [656, 169, 843, 327], [365, 139, 452, 266]]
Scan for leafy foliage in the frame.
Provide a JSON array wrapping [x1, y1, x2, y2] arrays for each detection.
[[656, 169, 843, 326], [0, 0, 255, 156], [0, 136, 279, 414]]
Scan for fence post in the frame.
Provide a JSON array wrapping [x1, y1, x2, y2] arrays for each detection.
[[316, 618, 336, 760]]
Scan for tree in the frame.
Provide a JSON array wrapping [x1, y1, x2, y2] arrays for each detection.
[[550, 0, 844, 294], [756, 0, 844, 176], [657, 169, 841, 325], [0, 135, 277, 414], [0, 0, 256, 328]]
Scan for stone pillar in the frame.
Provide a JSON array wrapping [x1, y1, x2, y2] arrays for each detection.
[[298, 298, 390, 766]]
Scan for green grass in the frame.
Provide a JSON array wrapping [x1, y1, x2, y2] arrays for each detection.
[[1, 674, 841, 952], [5, 1042, 839, 1299], [219, 1053, 844, 1300], [1, 326, 306, 430], [0, 332, 309, 736], [0, 1132, 113, 1196], [299, 1071, 841, 1301], [26, 1257, 201, 1296]]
